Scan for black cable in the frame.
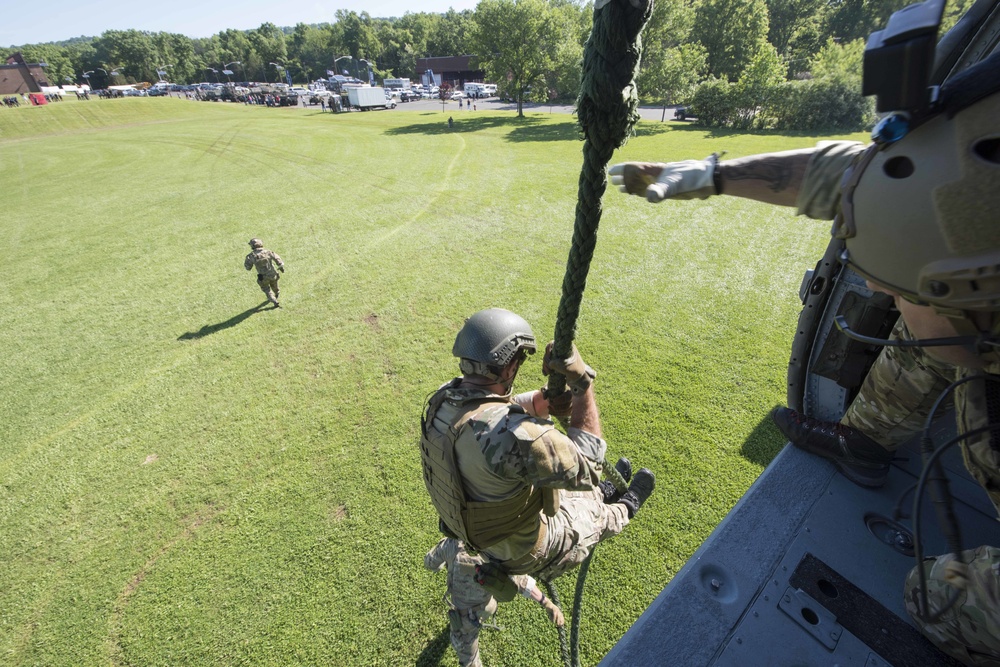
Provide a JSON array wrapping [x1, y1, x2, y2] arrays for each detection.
[[910, 424, 996, 621], [908, 373, 988, 622], [835, 315, 1000, 349]]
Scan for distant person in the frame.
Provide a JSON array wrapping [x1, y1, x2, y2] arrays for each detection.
[[244, 238, 284, 308], [448, 116, 454, 129]]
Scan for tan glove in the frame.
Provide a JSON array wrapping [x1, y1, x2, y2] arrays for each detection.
[[609, 155, 719, 203], [540, 594, 565, 627], [545, 387, 573, 418], [543, 342, 596, 395]]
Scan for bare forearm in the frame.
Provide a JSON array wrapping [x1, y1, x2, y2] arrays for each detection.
[[569, 387, 601, 438], [716, 148, 816, 208]]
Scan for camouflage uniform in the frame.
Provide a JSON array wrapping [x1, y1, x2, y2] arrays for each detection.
[[841, 318, 957, 447], [424, 537, 539, 667], [800, 141, 1000, 664], [244, 246, 284, 306], [422, 383, 630, 581]]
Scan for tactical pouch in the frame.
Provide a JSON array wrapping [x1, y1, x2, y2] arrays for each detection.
[[475, 562, 519, 602]]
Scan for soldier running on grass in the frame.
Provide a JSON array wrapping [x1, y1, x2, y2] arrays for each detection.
[[244, 238, 284, 308]]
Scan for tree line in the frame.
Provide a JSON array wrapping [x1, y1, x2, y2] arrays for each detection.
[[7, 0, 976, 128]]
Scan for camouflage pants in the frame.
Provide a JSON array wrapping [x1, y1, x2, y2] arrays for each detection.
[[447, 601, 495, 667], [507, 486, 630, 579], [842, 319, 956, 449], [256, 273, 280, 304], [904, 546, 1000, 666]]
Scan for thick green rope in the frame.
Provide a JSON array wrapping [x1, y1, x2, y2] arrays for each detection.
[[543, 1, 652, 666]]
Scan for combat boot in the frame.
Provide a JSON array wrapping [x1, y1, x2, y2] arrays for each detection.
[[770, 407, 892, 488], [618, 468, 655, 519], [599, 457, 632, 503]]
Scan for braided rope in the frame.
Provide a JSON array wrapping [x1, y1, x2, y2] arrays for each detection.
[[543, 2, 651, 666]]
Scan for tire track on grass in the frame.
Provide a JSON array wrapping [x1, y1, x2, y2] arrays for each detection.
[[0, 132, 467, 476], [105, 504, 223, 666], [292, 132, 468, 297]]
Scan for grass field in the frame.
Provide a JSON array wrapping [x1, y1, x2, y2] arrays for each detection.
[[0, 97, 866, 666]]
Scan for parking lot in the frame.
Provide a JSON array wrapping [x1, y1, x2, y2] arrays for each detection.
[[167, 90, 680, 121]]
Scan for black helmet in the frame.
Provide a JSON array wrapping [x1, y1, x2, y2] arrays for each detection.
[[453, 308, 536, 378]]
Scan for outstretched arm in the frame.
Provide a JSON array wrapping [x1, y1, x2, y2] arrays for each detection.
[[715, 148, 814, 207], [609, 148, 815, 207]]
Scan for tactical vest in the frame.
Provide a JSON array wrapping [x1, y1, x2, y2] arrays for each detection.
[[420, 380, 545, 552], [251, 251, 274, 275]]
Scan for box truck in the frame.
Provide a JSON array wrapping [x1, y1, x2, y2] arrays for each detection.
[[346, 86, 395, 110]]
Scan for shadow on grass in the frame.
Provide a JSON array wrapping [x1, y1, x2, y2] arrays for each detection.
[[740, 405, 788, 468], [416, 624, 451, 667], [386, 115, 588, 143], [386, 114, 682, 143], [654, 121, 868, 141], [177, 302, 272, 340]]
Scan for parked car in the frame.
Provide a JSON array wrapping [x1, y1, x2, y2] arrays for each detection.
[[673, 106, 689, 121], [450, 91, 465, 100], [399, 90, 421, 102]]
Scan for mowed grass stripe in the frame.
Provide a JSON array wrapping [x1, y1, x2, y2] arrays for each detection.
[[1, 97, 864, 666]]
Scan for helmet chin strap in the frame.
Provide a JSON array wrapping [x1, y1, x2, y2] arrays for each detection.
[[834, 315, 1000, 350], [458, 359, 519, 394]]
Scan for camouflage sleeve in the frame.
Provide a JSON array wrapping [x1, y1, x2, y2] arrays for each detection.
[[506, 416, 601, 490], [270, 251, 284, 268], [244, 253, 254, 270], [424, 537, 456, 572], [795, 141, 867, 220]]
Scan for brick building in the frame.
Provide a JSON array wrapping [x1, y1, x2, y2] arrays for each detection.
[[1, 52, 50, 94]]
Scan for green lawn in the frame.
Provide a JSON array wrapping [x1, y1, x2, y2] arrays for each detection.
[[0, 97, 865, 666]]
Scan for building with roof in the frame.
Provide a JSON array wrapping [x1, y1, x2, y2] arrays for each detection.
[[1, 52, 51, 95], [415, 55, 485, 89]]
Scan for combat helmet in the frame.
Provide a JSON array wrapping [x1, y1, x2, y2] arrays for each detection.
[[249, 238, 264, 249], [836, 49, 1000, 349], [453, 308, 537, 380]]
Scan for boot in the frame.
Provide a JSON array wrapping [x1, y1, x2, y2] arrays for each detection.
[[599, 457, 632, 503], [770, 407, 892, 488], [618, 468, 655, 519]]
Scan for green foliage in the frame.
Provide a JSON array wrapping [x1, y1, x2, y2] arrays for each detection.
[[692, 0, 771, 81], [765, 0, 825, 55], [821, 0, 910, 43], [689, 45, 784, 130], [638, 43, 708, 108], [764, 38, 874, 132], [731, 43, 786, 129], [809, 37, 866, 80], [689, 76, 738, 127], [0, 97, 857, 667], [767, 76, 876, 131], [470, 0, 569, 116]]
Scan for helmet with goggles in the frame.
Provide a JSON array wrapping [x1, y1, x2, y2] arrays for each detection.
[[453, 308, 537, 380]]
